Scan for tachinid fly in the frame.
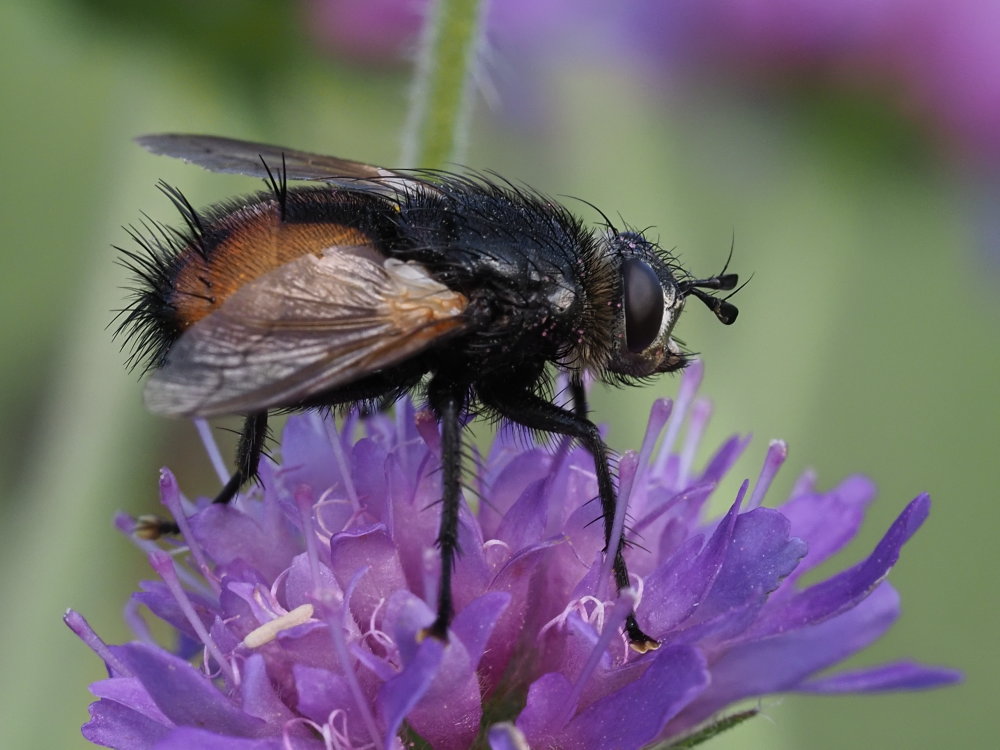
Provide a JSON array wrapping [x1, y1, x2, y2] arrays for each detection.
[[116, 134, 740, 652]]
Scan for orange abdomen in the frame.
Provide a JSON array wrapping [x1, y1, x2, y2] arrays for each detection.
[[170, 198, 375, 329]]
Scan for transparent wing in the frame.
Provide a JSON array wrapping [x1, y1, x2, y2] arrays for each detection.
[[135, 133, 431, 194], [144, 248, 468, 417]]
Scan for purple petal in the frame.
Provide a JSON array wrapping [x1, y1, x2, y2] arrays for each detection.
[[558, 645, 709, 750], [351, 437, 389, 520], [632, 482, 713, 552], [670, 582, 902, 733], [89, 677, 169, 725], [797, 661, 962, 693], [383, 591, 435, 664], [280, 413, 338, 497], [451, 591, 511, 670], [779, 475, 876, 580], [188, 504, 296, 582], [516, 672, 575, 744], [292, 664, 351, 723], [153, 728, 283, 749], [691, 508, 806, 621], [292, 664, 374, 746], [496, 478, 550, 550], [381, 593, 483, 750], [482, 538, 563, 680], [82, 698, 170, 749], [132, 580, 215, 641], [268, 621, 341, 673], [240, 654, 297, 725], [114, 643, 267, 737], [378, 638, 444, 749], [641, 485, 746, 635], [698, 434, 751, 486], [448, 506, 493, 612], [479, 448, 551, 538], [282, 552, 340, 610], [752, 495, 930, 636], [329, 523, 406, 628], [488, 722, 531, 750]]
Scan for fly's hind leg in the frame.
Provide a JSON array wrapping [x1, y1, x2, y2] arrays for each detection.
[[213, 411, 269, 505], [136, 411, 268, 538]]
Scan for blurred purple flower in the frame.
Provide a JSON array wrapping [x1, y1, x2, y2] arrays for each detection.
[[303, 0, 594, 63], [306, 0, 1000, 164], [68, 363, 958, 749], [629, 0, 1000, 164], [303, 0, 427, 64]]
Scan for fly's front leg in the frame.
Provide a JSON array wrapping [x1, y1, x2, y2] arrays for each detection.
[[569, 371, 587, 420], [423, 384, 463, 642], [482, 388, 659, 653]]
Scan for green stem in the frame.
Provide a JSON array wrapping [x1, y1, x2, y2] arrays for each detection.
[[402, 0, 488, 168]]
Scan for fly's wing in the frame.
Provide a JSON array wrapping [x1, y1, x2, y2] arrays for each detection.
[[144, 248, 468, 418], [135, 133, 431, 195]]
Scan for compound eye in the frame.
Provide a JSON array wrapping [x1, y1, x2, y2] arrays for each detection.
[[623, 257, 664, 353]]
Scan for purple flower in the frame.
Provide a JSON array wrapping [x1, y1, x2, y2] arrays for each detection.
[[68, 362, 958, 749], [625, 0, 1000, 165], [305, 1, 1000, 167], [303, 0, 427, 64]]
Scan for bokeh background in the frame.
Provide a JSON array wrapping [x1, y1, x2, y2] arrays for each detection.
[[1, 0, 996, 747]]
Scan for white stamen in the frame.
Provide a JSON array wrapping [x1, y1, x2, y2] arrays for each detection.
[[242, 603, 315, 649]]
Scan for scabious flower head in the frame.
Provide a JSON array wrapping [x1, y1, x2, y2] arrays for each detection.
[[68, 362, 958, 749]]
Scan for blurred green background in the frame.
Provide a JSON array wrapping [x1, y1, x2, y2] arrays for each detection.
[[0, 1, 995, 747]]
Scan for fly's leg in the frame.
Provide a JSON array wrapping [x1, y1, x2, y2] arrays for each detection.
[[482, 388, 659, 653], [422, 384, 464, 642], [137, 411, 268, 538], [213, 411, 269, 505]]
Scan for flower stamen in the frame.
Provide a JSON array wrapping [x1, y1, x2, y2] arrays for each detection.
[[242, 603, 316, 649], [149, 550, 236, 683], [748, 439, 788, 510]]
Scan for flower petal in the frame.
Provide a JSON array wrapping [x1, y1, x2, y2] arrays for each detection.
[[292, 664, 376, 746], [779, 475, 875, 580], [670, 582, 902, 733], [82, 697, 170, 749], [497, 478, 551, 550], [351, 437, 389, 519], [797, 661, 962, 693], [488, 722, 532, 750], [378, 638, 444, 749], [641, 487, 746, 636], [189, 504, 295, 582], [752, 494, 930, 636], [516, 671, 574, 743], [451, 591, 511, 669], [382, 592, 483, 750], [240, 653, 298, 725], [480, 448, 552, 539], [692, 508, 806, 622], [280, 412, 340, 496], [559, 644, 709, 750], [152, 728, 282, 749], [329, 523, 406, 628], [89, 676, 169, 725], [114, 643, 267, 737]]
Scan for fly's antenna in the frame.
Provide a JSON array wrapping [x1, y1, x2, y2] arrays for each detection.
[[679, 236, 745, 325]]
